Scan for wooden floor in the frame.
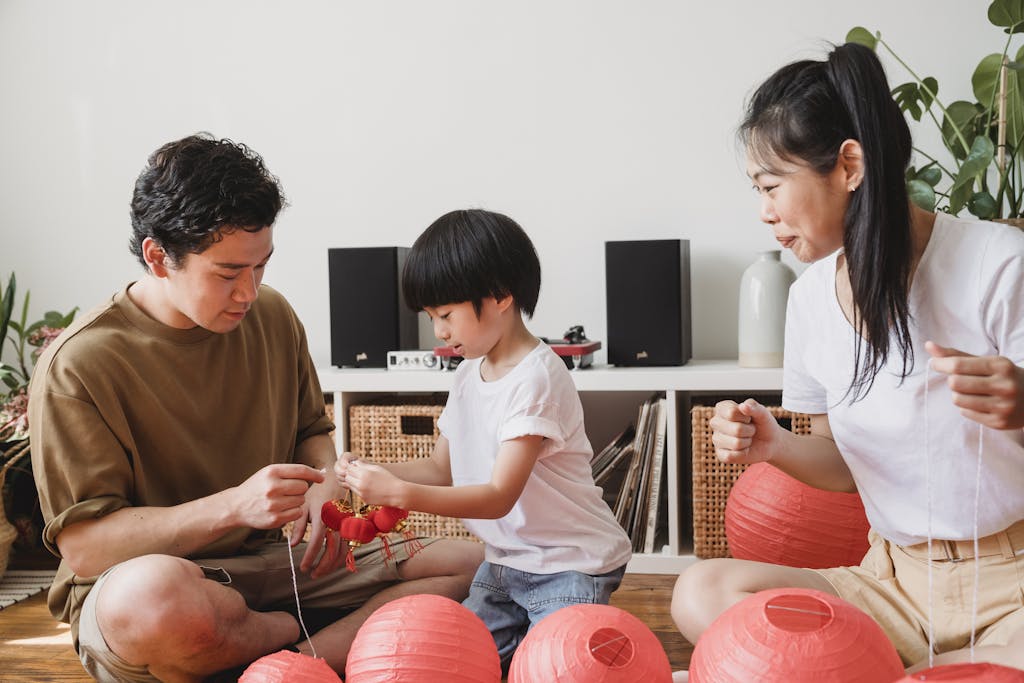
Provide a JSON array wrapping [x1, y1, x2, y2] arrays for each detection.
[[0, 553, 692, 681]]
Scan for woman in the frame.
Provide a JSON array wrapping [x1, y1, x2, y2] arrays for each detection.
[[671, 42, 1024, 677]]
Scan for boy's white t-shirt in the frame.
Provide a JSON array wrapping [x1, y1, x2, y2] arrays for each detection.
[[437, 342, 633, 575], [783, 212, 1024, 546]]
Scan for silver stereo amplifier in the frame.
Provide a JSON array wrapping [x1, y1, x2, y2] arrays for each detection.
[[386, 350, 441, 371]]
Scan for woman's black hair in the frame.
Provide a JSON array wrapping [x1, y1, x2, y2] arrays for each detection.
[[129, 133, 285, 269], [740, 42, 914, 401], [402, 209, 541, 317]]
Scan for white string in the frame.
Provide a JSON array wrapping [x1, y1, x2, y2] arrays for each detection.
[[925, 361, 985, 666], [970, 425, 984, 662], [287, 540, 318, 659], [924, 363, 935, 668]]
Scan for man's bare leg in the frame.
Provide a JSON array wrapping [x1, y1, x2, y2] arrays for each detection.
[[96, 555, 300, 683]]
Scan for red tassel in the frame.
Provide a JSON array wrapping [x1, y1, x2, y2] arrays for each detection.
[[323, 529, 341, 567], [402, 529, 425, 556], [378, 533, 395, 563], [345, 544, 357, 573]]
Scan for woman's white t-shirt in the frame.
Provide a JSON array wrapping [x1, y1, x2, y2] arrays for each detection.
[[783, 212, 1024, 546]]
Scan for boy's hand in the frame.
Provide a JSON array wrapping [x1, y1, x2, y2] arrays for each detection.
[[926, 341, 1024, 430], [333, 451, 359, 488], [346, 459, 406, 507]]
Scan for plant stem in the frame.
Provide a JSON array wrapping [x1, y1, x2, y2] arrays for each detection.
[[911, 147, 955, 180]]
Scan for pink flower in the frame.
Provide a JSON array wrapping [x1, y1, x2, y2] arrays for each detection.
[[29, 326, 64, 363], [0, 387, 29, 441]]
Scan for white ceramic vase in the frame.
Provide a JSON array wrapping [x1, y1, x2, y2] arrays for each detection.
[[738, 250, 796, 368]]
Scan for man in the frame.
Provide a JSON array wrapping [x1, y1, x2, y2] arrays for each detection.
[[28, 134, 483, 682]]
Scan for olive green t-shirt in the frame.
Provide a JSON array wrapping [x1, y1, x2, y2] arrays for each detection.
[[27, 283, 333, 637]]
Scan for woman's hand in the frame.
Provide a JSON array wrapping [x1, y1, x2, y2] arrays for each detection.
[[926, 341, 1024, 430], [709, 398, 784, 464]]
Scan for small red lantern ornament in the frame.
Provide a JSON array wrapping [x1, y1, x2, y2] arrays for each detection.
[[725, 462, 871, 568], [320, 497, 422, 572], [239, 649, 342, 682], [689, 588, 903, 683], [320, 498, 354, 531], [346, 593, 501, 683], [897, 663, 1024, 681], [507, 603, 672, 683]]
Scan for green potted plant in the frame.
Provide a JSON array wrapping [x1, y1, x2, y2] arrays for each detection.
[[848, 0, 1024, 222], [1, 273, 76, 574]]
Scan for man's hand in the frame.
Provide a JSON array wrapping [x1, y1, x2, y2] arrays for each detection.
[[926, 341, 1024, 430], [228, 463, 324, 530]]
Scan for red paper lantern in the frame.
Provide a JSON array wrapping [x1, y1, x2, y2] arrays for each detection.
[[346, 593, 501, 683], [239, 649, 342, 682], [689, 587, 903, 683], [725, 462, 871, 568], [896, 663, 1024, 681], [508, 603, 672, 682]]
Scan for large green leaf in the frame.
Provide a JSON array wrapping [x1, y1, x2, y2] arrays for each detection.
[[942, 101, 983, 159], [968, 190, 999, 218], [916, 164, 942, 187], [42, 311, 66, 328], [907, 179, 937, 211], [953, 135, 995, 192], [974, 51, 1024, 150], [989, 0, 1024, 34], [893, 79, 938, 121], [846, 27, 878, 49]]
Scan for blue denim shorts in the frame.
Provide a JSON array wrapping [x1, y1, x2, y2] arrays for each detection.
[[462, 560, 627, 668]]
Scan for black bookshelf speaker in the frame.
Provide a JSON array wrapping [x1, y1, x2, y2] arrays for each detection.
[[605, 239, 692, 366], [328, 247, 418, 368]]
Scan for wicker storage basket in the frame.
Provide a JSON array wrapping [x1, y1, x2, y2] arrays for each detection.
[[345, 398, 477, 543], [0, 443, 30, 579], [691, 405, 811, 559]]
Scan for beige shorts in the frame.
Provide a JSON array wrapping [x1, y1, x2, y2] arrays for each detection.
[[77, 536, 435, 683], [815, 521, 1024, 666]]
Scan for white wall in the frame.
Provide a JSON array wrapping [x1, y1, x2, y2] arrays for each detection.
[[0, 1, 997, 367]]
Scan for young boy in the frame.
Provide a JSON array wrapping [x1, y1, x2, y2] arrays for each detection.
[[337, 208, 632, 668]]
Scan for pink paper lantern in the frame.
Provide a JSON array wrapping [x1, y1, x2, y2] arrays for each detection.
[[507, 604, 672, 683], [239, 649, 342, 682], [689, 587, 903, 683], [725, 462, 871, 568], [346, 593, 501, 682], [897, 663, 1024, 681]]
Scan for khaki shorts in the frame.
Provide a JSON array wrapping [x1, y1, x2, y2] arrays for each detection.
[[815, 521, 1024, 666], [77, 536, 435, 683]]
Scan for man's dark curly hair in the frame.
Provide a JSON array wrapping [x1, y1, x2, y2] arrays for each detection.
[[129, 133, 285, 269]]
